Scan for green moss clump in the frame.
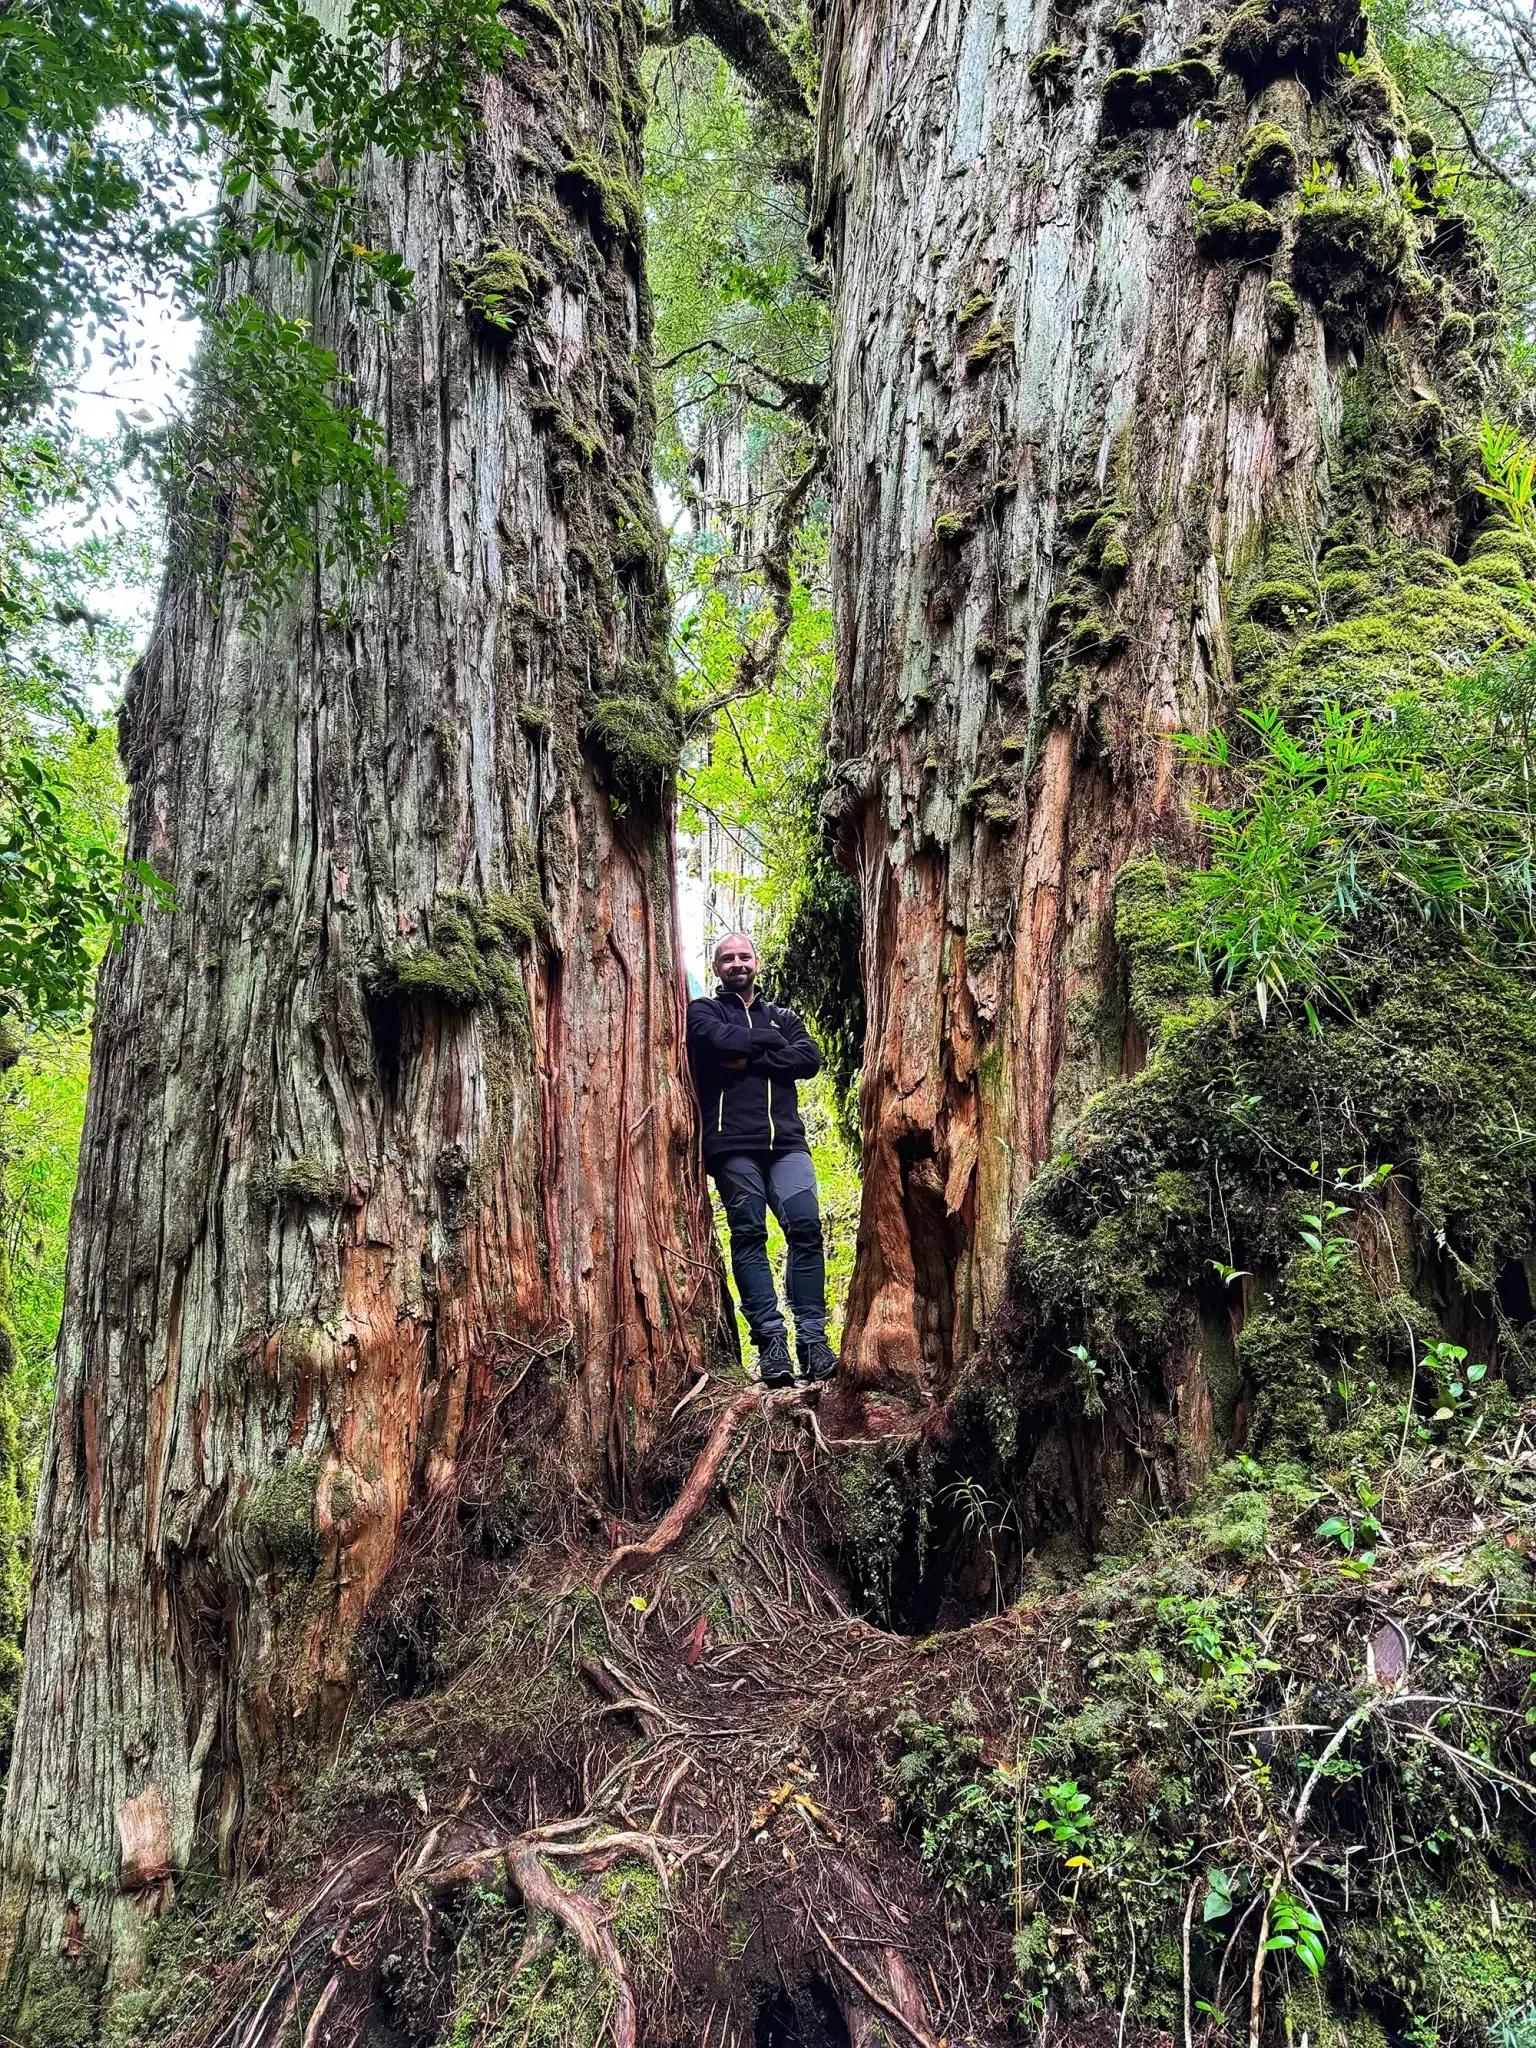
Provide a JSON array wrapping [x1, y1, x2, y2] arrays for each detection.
[[1266, 277, 1300, 348], [1466, 518, 1536, 583], [1194, 198, 1281, 263], [1438, 307, 1475, 352], [1101, 58, 1217, 132], [964, 321, 1009, 372], [954, 291, 993, 327], [1463, 549, 1529, 591], [379, 885, 546, 1015], [1028, 44, 1071, 92], [1318, 567, 1373, 616], [554, 146, 639, 244], [1219, 0, 1366, 90], [1099, 531, 1130, 585], [1292, 190, 1408, 344], [1286, 575, 1524, 708], [273, 1158, 346, 1206], [457, 246, 545, 335], [10, 1961, 97, 2048], [1236, 120, 1298, 199], [1243, 578, 1316, 627], [1338, 58, 1403, 136], [586, 690, 683, 802], [235, 1459, 321, 1573], [1109, 10, 1145, 59], [1114, 857, 1204, 1037]]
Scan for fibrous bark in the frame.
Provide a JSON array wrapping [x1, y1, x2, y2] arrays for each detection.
[[0, 0, 723, 1966], [814, 0, 1471, 1413]]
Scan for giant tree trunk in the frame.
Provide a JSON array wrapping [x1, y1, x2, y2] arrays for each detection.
[[815, 0, 1457, 1409], [0, 0, 722, 1965]]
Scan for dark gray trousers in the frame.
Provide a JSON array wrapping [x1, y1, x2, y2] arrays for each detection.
[[711, 1149, 827, 1346]]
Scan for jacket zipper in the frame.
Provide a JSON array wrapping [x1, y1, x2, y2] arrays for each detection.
[[754, 994, 777, 1146], [725, 990, 775, 1146]]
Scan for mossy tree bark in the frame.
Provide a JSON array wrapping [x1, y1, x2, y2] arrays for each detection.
[[814, 0, 1487, 1424], [0, 0, 723, 1969]]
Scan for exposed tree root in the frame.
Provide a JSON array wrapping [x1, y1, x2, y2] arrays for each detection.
[[812, 1914, 938, 2048], [594, 1387, 768, 1587], [124, 1379, 1536, 2048]]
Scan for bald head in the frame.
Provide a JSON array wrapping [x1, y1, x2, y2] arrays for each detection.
[[713, 930, 759, 994]]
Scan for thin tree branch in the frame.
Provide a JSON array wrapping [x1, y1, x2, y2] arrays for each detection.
[[680, 0, 811, 115], [1423, 80, 1530, 193]]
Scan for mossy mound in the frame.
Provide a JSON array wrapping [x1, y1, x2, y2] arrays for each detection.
[[585, 687, 683, 802], [1027, 43, 1071, 93], [1108, 9, 1144, 60], [377, 886, 547, 1014], [457, 246, 546, 337], [1101, 57, 1216, 132], [554, 145, 640, 245], [1194, 197, 1281, 262], [1292, 190, 1408, 344], [1219, 0, 1366, 91], [1266, 276, 1300, 347], [1236, 118, 1298, 199]]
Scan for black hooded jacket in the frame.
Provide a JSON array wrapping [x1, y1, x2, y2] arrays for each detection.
[[686, 985, 822, 1168]]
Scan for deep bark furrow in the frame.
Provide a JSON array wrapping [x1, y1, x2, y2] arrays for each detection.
[[2, 12, 722, 1962], [817, 0, 1418, 1408]]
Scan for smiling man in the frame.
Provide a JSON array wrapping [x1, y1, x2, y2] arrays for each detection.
[[686, 931, 838, 1388]]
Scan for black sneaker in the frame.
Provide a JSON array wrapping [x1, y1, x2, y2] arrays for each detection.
[[798, 1337, 839, 1384], [757, 1334, 796, 1388]]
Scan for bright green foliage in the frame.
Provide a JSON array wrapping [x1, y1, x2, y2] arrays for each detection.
[[1267, 1892, 1327, 1976], [645, 49, 822, 493], [0, 747, 148, 1021], [157, 298, 406, 602], [0, 443, 160, 1025], [1178, 663, 1536, 1018], [892, 1706, 1013, 1900], [1, 1026, 88, 1420], [0, 0, 514, 421], [1475, 415, 1536, 534]]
